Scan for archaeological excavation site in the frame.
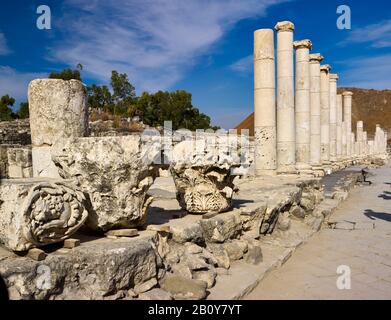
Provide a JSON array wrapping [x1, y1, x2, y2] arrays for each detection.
[[0, 19, 389, 301]]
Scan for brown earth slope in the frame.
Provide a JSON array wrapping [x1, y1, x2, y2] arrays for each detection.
[[235, 88, 391, 141]]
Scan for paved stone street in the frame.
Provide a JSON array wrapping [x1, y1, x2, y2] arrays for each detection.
[[247, 163, 391, 299]]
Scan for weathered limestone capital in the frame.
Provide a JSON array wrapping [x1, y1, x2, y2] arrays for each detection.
[[342, 91, 353, 96], [329, 73, 339, 81], [170, 135, 241, 214], [274, 21, 295, 32], [309, 53, 324, 63], [52, 135, 160, 231], [0, 180, 88, 251], [320, 64, 331, 73], [293, 39, 312, 49]]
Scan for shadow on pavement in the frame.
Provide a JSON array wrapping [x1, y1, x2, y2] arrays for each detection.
[[364, 209, 391, 222], [378, 191, 391, 200]]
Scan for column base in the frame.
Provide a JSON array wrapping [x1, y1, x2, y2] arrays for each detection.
[[295, 162, 312, 171], [255, 169, 277, 177], [277, 164, 297, 175]]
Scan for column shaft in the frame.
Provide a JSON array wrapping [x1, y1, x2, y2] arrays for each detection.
[[254, 29, 276, 176], [309, 54, 323, 167], [336, 94, 343, 160], [329, 74, 338, 161], [275, 21, 296, 173], [294, 39, 312, 170], [320, 65, 331, 164]]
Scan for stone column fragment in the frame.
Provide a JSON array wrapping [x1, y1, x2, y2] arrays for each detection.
[[28, 79, 88, 178], [294, 39, 312, 171], [275, 21, 296, 174], [254, 29, 276, 176], [309, 53, 323, 167]]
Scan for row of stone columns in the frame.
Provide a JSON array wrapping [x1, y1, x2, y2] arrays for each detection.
[[253, 20, 388, 176]]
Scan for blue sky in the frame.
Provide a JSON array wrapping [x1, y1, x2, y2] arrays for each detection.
[[0, 0, 390, 128]]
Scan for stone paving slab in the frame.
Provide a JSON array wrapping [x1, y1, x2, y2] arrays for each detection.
[[246, 163, 391, 300]]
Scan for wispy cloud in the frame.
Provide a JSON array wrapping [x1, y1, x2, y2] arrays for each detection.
[[229, 55, 253, 74], [341, 19, 391, 48], [0, 32, 11, 55], [49, 0, 286, 92], [338, 54, 391, 89], [0, 66, 46, 104]]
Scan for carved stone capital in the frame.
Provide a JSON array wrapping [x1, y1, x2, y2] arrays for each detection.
[[52, 136, 160, 231], [320, 64, 331, 73], [293, 39, 312, 49], [0, 180, 88, 251], [309, 53, 324, 63], [329, 73, 339, 81], [170, 136, 241, 214], [274, 21, 295, 32]]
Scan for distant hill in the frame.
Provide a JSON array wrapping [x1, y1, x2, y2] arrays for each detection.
[[235, 88, 391, 142]]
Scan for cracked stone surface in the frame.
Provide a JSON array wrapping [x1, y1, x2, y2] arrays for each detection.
[[51, 136, 160, 231]]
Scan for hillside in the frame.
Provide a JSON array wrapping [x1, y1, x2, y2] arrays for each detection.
[[235, 88, 391, 142]]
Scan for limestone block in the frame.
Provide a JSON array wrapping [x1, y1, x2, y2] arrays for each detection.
[[170, 136, 241, 214], [32, 146, 60, 178], [28, 79, 88, 147], [7, 147, 32, 178], [0, 179, 88, 251], [200, 211, 242, 243], [52, 136, 160, 231], [159, 275, 207, 300]]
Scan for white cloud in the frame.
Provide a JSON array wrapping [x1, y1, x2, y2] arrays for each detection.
[[50, 0, 286, 92], [342, 19, 391, 48], [0, 32, 11, 55], [229, 55, 253, 74], [338, 54, 391, 89], [0, 66, 46, 104]]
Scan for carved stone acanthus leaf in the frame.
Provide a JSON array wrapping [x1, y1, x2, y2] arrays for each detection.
[[52, 136, 159, 231], [170, 138, 241, 214]]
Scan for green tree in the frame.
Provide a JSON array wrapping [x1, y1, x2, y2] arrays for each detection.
[[49, 67, 81, 81], [87, 84, 113, 112], [110, 71, 137, 116], [136, 90, 217, 130], [0, 95, 16, 121], [17, 102, 29, 119]]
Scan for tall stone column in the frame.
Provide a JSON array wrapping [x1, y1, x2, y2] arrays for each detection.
[[343, 91, 353, 158], [309, 53, 323, 168], [275, 21, 296, 174], [375, 124, 381, 154], [336, 94, 343, 160], [356, 121, 363, 157], [342, 120, 347, 158], [329, 74, 338, 162], [254, 29, 276, 176], [368, 140, 374, 156], [320, 65, 331, 164], [294, 39, 312, 171], [28, 79, 88, 177], [351, 133, 356, 158], [363, 131, 368, 156]]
